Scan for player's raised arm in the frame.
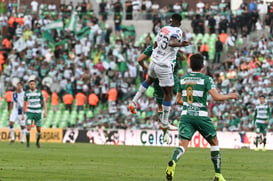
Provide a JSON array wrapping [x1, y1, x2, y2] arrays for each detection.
[[169, 38, 190, 48], [138, 43, 154, 70], [209, 89, 238, 101], [137, 54, 149, 70]]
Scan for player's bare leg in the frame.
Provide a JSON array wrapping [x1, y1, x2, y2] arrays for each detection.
[[9, 121, 15, 144], [129, 76, 155, 114]]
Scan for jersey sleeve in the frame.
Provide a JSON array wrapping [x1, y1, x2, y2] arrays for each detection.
[[143, 44, 153, 56], [206, 76, 216, 91]]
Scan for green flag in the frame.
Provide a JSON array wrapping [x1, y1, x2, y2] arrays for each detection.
[[46, 20, 63, 30], [42, 31, 54, 42], [65, 12, 78, 32], [54, 39, 68, 46], [76, 27, 91, 39]]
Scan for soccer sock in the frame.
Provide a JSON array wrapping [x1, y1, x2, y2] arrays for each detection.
[[263, 137, 266, 147], [26, 131, 30, 144], [158, 111, 167, 135], [211, 146, 221, 174], [10, 126, 15, 141], [158, 111, 163, 122], [21, 128, 25, 142], [36, 132, 41, 144], [171, 146, 185, 163], [255, 136, 259, 148], [162, 100, 171, 125], [132, 81, 149, 104]]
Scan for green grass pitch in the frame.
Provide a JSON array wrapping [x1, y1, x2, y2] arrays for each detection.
[[0, 142, 273, 181]]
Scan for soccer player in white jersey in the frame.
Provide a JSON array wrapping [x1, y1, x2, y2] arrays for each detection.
[[9, 82, 26, 144], [129, 13, 190, 130]]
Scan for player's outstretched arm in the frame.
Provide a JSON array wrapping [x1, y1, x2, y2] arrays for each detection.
[[209, 89, 238, 101], [169, 38, 190, 48], [175, 92, 183, 105], [138, 53, 149, 70]]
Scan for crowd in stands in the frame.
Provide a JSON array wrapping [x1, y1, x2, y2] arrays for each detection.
[[0, 0, 272, 132]]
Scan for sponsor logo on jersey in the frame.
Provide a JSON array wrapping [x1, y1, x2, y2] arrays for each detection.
[[160, 27, 170, 35]]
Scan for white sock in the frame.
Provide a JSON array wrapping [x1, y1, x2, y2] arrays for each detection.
[[21, 128, 25, 142], [132, 85, 147, 104], [10, 128, 15, 141], [162, 105, 171, 125]]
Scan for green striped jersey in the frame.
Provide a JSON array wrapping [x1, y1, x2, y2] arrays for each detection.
[[178, 72, 216, 117], [24, 89, 44, 114], [254, 103, 271, 124]]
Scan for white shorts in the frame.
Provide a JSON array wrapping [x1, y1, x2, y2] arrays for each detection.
[[10, 113, 25, 126], [148, 61, 174, 87]]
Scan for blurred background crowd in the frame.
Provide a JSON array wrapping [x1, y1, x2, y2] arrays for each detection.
[[0, 0, 272, 132]]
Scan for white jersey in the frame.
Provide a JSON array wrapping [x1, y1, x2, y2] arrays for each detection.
[[12, 91, 25, 115], [151, 25, 182, 66]]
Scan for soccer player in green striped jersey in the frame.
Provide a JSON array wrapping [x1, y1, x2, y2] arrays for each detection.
[[22, 80, 47, 148], [253, 95, 272, 151], [165, 54, 238, 181]]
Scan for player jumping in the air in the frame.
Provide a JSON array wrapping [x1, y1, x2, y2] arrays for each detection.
[[138, 43, 185, 142], [9, 82, 26, 144], [22, 80, 47, 148], [165, 54, 238, 181], [129, 13, 190, 130], [253, 95, 271, 151]]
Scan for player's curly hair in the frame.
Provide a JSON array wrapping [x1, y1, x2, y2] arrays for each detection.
[[170, 13, 182, 23], [190, 54, 204, 71]]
